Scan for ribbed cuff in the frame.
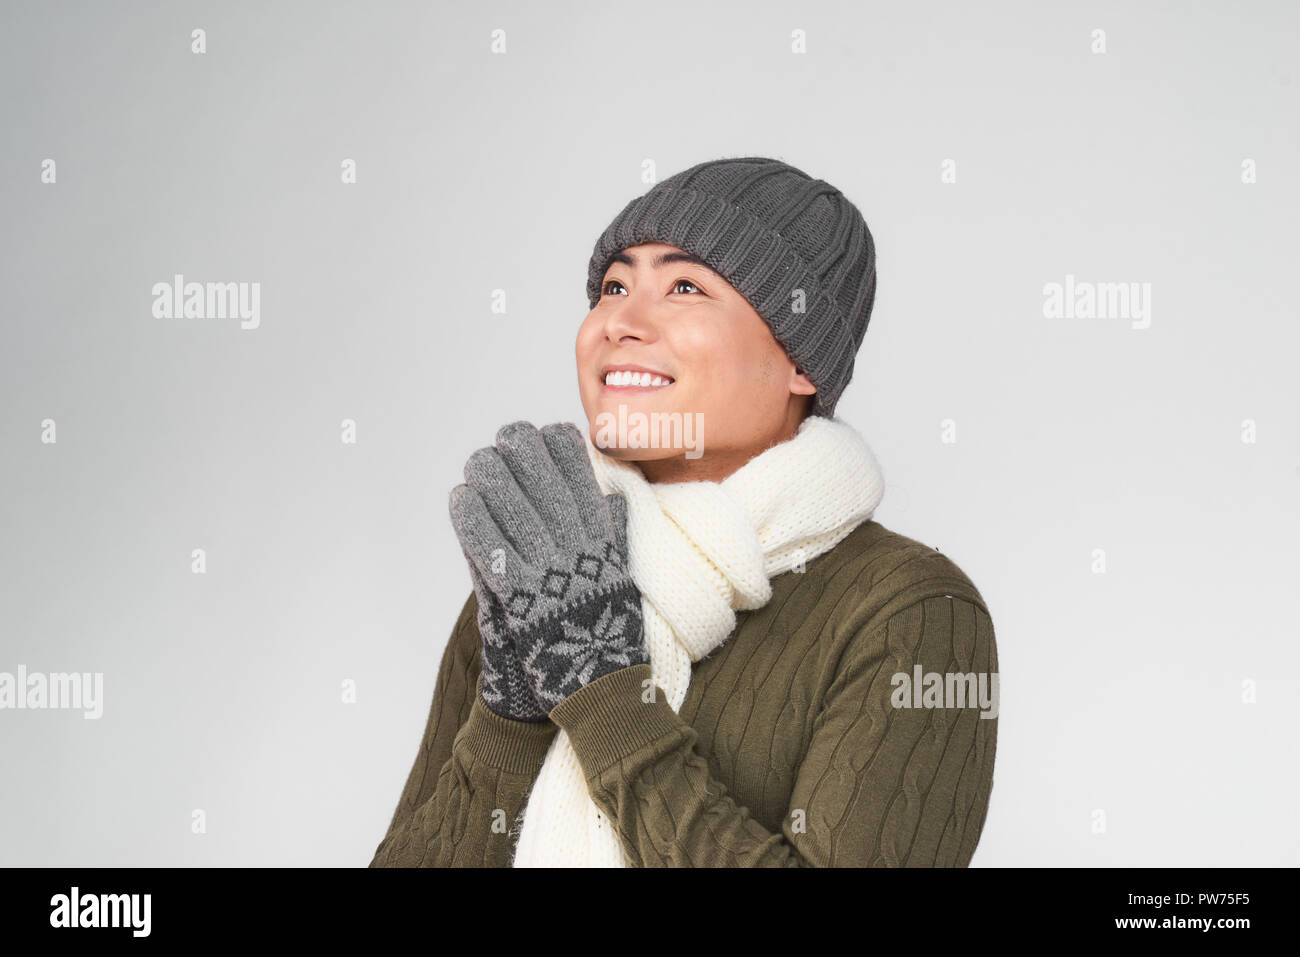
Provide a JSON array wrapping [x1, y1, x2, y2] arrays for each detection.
[[547, 664, 687, 779], [457, 689, 560, 776]]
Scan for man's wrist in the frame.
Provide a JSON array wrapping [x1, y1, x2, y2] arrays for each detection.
[[458, 688, 560, 775], [547, 663, 686, 779]]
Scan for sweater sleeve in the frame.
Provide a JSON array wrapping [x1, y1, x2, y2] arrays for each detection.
[[548, 594, 999, 867], [368, 591, 560, 867]]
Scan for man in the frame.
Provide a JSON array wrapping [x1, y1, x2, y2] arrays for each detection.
[[370, 156, 999, 867]]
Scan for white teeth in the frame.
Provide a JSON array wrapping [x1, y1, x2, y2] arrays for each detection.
[[604, 370, 673, 387]]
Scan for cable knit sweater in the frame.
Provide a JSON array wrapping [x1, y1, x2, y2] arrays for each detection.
[[368, 518, 999, 867]]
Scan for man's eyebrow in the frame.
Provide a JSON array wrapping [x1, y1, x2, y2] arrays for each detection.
[[609, 250, 714, 272]]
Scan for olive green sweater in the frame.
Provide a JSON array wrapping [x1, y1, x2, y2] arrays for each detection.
[[369, 518, 999, 867]]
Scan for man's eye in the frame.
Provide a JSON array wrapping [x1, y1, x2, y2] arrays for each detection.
[[602, 279, 627, 296], [672, 279, 700, 294]]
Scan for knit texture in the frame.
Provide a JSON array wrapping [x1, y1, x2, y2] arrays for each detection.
[[461, 559, 549, 723], [585, 156, 877, 417], [369, 525, 1000, 867], [512, 414, 885, 866], [449, 423, 649, 719]]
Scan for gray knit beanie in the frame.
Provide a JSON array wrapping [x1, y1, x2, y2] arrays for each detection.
[[584, 156, 876, 418]]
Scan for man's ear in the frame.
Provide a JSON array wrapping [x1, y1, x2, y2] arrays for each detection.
[[790, 365, 817, 398]]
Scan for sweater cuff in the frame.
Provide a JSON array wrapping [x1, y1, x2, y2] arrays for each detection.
[[457, 688, 560, 775], [548, 664, 687, 779]]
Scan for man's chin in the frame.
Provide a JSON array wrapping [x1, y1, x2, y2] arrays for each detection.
[[579, 391, 708, 462], [589, 443, 684, 463]]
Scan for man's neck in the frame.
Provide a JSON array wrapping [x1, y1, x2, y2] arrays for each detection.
[[635, 449, 758, 484]]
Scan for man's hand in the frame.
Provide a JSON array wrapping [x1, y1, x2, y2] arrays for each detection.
[[449, 421, 647, 715]]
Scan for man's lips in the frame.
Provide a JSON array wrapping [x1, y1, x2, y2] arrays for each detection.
[[599, 363, 675, 392]]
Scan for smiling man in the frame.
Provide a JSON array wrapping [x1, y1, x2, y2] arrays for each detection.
[[370, 156, 1000, 868]]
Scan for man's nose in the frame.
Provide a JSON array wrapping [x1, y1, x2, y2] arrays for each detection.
[[603, 296, 657, 344]]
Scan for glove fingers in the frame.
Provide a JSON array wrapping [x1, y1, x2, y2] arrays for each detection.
[[494, 421, 583, 550], [540, 422, 613, 544], [463, 445, 551, 566], [449, 482, 525, 590]]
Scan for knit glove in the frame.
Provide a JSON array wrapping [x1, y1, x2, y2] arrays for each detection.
[[448, 421, 648, 715], [463, 558, 551, 723]]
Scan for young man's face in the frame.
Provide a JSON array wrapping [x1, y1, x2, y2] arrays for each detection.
[[575, 241, 816, 479]]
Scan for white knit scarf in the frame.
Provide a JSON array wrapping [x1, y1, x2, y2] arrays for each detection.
[[511, 413, 886, 867]]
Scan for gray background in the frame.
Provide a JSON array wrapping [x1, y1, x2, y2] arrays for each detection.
[[1, 0, 1296, 866]]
